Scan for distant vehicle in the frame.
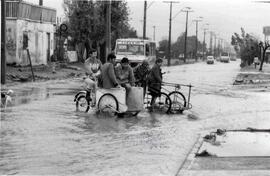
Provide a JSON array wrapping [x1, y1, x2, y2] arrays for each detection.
[[206, 56, 214, 64], [114, 38, 156, 67], [220, 52, 230, 63], [230, 56, 237, 61]]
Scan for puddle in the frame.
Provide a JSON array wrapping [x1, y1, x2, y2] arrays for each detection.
[[1, 87, 79, 107]]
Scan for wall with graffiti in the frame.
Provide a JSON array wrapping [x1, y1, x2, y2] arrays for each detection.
[[5, 19, 55, 66]]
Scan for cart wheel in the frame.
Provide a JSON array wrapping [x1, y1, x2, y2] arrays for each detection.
[[154, 92, 171, 114], [76, 95, 90, 113], [168, 91, 186, 113], [97, 93, 119, 117]]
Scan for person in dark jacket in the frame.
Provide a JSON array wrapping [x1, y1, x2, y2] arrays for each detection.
[[134, 60, 150, 96], [101, 53, 120, 89], [147, 58, 163, 110]]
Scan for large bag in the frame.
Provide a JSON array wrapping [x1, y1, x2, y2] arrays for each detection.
[[126, 87, 144, 111]]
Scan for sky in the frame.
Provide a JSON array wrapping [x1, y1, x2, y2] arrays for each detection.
[[24, 0, 270, 47]]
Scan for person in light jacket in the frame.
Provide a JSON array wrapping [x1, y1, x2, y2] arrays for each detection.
[[115, 57, 135, 92]]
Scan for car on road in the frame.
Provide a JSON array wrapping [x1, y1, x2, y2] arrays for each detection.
[[230, 56, 236, 61], [220, 52, 230, 63], [206, 56, 215, 64]]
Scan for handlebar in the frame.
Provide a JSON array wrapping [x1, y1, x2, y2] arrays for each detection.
[[162, 82, 193, 88]]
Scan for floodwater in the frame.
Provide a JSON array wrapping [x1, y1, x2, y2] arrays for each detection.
[[198, 131, 270, 157], [1, 60, 270, 176]]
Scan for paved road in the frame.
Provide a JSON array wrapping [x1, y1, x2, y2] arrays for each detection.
[[1, 60, 270, 176]]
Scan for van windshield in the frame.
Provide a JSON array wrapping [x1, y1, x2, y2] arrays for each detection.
[[116, 44, 144, 55], [221, 53, 229, 56]]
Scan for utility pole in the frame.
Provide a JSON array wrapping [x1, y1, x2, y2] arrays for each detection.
[[39, 0, 43, 6], [202, 25, 209, 60], [214, 34, 217, 58], [182, 7, 193, 63], [209, 31, 213, 55], [105, 0, 111, 62], [1, 0, 6, 84], [143, 0, 147, 39], [193, 17, 203, 61], [153, 26, 156, 41], [220, 38, 223, 52], [164, 1, 179, 66]]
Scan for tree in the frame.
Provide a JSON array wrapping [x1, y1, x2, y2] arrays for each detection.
[[63, 0, 137, 63], [158, 39, 168, 58], [231, 28, 260, 67], [171, 33, 204, 60], [258, 41, 270, 71]]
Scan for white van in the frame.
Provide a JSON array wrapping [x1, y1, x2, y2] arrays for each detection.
[[114, 38, 156, 67], [220, 52, 230, 63]]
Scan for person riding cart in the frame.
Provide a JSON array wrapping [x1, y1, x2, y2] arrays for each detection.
[[83, 49, 102, 106], [147, 58, 163, 111], [115, 57, 135, 93], [100, 53, 121, 89], [134, 60, 150, 97]]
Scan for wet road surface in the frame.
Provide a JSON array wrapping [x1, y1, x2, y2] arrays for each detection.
[[1, 60, 270, 175]]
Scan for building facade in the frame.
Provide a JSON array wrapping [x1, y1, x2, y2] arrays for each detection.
[[5, 0, 56, 65]]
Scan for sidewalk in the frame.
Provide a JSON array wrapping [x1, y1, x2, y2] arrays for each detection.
[[234, 63, 270, 85], [3, 62, 85, 86], [2, 58, 200, 87]]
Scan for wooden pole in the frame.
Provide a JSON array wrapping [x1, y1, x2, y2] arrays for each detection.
[[1, 0, 6, 84], [105, 0, 111, 62], [167, 2, 172, 66], [143, 0, 147, 39], [26, 49, 35, 81]]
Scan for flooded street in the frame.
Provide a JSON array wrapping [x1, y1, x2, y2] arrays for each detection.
[[1, 60, 270, 176]]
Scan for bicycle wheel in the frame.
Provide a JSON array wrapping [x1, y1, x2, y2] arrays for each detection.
[[76, 95, 90, 112], [97, 93, 119, 116], [153, 92, 171, 114], [168, 91, 186, 113]]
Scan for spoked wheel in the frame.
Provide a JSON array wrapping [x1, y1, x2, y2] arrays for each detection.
[[97, 93, 119, 117], [168, 91, 187, 113], [76, 95, 90, 113], [152, 92, 171, 114]]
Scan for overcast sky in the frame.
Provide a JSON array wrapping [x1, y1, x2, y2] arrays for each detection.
[[25, 0, 270, 46]]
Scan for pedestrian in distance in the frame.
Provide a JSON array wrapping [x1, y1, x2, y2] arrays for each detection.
[[50, 49, 57, 74]]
